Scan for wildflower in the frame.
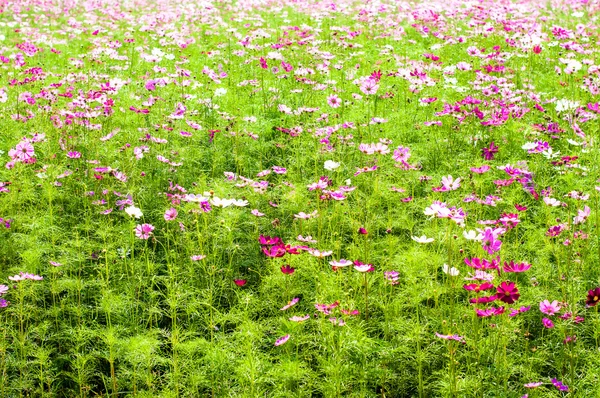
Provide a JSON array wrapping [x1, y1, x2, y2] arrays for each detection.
[[329, 317, 346, 326], [551, 378, 568, 392], [442, 263, 459, 276], [324, 160, 340, 170], [274, 334, 290, 346], [308, 249, 332, 258], [353, 261, 374, 272], [67, 151, 81, 159], [440, 175, 461, 191], [563, 335, 576, 344], [0, 285, 8, 295], [330, 259, 352, 268], [384, 271, 400, 285], [503, 261, 531, 273], [435, 333, 465, 343], [190, 255, 206, 261], [482, 142, 498, 160], [9, 272, 43, 281], [327, 95, 341, 108], [496, 281, 519, 304], [251, 209, 265, 217], [49, 261, 62, 267], [463, 282, 494, 293], [280, 265, 295, 275], [233, 279, 247, 287], [280, 298, 299, 311], [412, 235, 434, 244], [524, 382, 543, 388], [358, 227, 368, 235], [586, 287, 600, 307], [125, 205, 143, 219], [481, 228, 502, 255], [509, 306, 531, 317], [262, 245, 287, 258], [164, 208, 178, 221], [542, 318, 555, 328], [289, 315, 310, 322], [539, 300, 561, 315], [475, 306, 505, 317], [135, 224, 155, 239], [258, 235, 283, 246]]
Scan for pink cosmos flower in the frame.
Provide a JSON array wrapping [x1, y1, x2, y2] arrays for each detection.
[[327, 95, 341, 108], [274, 334, 290, 346], [289, 315, 310, 322], [280, 298, 299, 311], [234, 279, 247, 287], [539, 300, 561, 315], [67, 151, 81, 159], [12, 141, 35, 162], [135, 224, 155, 239], [164, 208, 178, 221], [435, 333, 465, 343], [190, 255, 206, 261]]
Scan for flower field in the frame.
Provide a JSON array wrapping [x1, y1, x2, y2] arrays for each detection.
[[1, 0, 600, 396]]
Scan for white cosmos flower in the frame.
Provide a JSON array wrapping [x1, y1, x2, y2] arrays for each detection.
[[324, 160, 340, 170], [412, 235, 434, 244], [210, 197, 234, 207], [463, 230, 483, 241], [231, 199, 249, 207], [125, 205, 143, 219], [442, 263, 459, 276]]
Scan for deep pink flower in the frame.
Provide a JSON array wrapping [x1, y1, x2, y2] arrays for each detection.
[[503, 261, 531, 273], [280, 265, 295, 275], [262, 245, 287, 258], [482, 142, 498, 160], [542, 318, 554, 328], [496, 281, 519, 304], [234, 279, 247, 287]]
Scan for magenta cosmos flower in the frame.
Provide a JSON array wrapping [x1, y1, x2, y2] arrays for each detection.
[[496, 281, 520, 304], [135, 224, 155, 239]]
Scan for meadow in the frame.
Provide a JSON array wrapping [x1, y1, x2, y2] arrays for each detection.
[[1, 0, 600, 396]]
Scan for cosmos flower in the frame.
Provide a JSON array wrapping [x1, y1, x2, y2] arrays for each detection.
[[586, 287, 600, 307], [496, 281, 519, 304], [539, 300, 561, 315], [135, 224, 155, 239], [125, 205, 143, 219], [234, 279, 247, 287], [274, 334, 290, 346], [164, 208, 178, 221], [412, 235, 434, 244]]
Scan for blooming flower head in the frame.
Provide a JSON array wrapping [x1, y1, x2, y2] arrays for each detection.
[[135, 224, 154, 239], [442, 263, 460, 276], [234, 279, 247, 287], [324, 160, 340, 170], [503, 261, 531, 273], [496, 281, 519, 304], [586, 287, 600, 307], [280, 265, 295, 275], [274, 334, 290, 346], [280, 297, 299, 311], [539, 300, 561, 316], [542, 318, 555, 328], [482, 142, 498, 160], [164, 207, 178, 221], [412, 235, 434, 244], [125, 205, 143, 219]]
